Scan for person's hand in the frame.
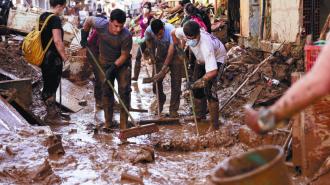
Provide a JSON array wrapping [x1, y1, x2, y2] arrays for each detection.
[[153, 65, 169, 82], [244, 105, 261, 133], [80, 30, 89, 48], [244, 106, 276, 135], [191, 78, 206, 89], [105, 63, 118, 80]]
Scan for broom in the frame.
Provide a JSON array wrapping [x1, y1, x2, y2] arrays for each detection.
[[86, 47, 159, 140]]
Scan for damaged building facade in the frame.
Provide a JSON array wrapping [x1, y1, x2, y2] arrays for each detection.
[[228, 0, 330, 51]]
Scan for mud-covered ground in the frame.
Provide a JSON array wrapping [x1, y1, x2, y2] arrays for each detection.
[[0, 37, 307, 184]]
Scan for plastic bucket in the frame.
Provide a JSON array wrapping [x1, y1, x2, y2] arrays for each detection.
[[210, 145, 292, 185]]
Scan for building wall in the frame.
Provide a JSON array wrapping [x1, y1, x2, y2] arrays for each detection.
[[271, 0, 301, 42]]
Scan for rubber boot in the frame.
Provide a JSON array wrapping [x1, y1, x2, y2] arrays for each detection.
[[103, 97, 114, 130], [194, 98, 207, 120], [208, 101, 220, 132], [44, 96, 60, 123], [132, 59, 141, 81]]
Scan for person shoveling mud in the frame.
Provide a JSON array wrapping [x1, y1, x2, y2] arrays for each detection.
[[172, 21, 227, 131], [81, 9, 132, 131]]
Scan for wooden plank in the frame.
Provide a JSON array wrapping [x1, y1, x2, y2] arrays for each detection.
[[138, 117, 180, 125], [246, 85, 263, 106], [56, 78, 85, 112]]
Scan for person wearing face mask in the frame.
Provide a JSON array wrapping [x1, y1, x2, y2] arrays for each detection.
[[131, 2, 154, 81], [81, 9, 132, 131], [144, 19, 183, 118], [172, 21, 227, 131], [39, 0, 69, 122]]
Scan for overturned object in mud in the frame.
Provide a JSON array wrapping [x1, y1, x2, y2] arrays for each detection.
[[210, 145, 292, 185], [47, 134, 65, 157], [121, 172, 144, 184], [132, 146, 155, 164]]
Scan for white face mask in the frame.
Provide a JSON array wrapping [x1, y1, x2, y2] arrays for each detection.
[[143, 8, 150, 14], [186, 39, 198, 47]]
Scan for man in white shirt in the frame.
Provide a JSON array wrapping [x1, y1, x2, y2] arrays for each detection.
[[172, 20, 227, 131]]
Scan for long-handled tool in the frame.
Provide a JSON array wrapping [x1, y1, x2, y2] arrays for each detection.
[[180, 47, 199, 136], [86, 47, 159, 140], [219, 42, 285, 112], [153, 48, 161, 116]]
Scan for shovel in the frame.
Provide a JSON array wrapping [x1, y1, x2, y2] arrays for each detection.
[[178, 46, 199, 136], [86, 47, 159, 140]]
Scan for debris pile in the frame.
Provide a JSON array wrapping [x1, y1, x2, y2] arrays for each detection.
[[218, 44, 304, 121]]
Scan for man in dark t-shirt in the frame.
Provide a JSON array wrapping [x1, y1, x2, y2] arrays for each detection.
[[81, 9, 133, 131]]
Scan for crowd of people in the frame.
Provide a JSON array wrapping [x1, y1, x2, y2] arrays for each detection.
[[35, 0, 330, 137], [36, 0, 228, 134]]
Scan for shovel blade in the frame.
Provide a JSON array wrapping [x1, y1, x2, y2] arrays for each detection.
[[119, 123, 159, 140]]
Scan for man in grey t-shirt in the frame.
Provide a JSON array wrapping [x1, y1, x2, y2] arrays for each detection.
[[81, 9, 132, 131]]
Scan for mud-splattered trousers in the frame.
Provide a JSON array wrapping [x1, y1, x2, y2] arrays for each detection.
[[101, 59, 131, 129], [192, 62, 222, 124], [132, 41, 147, 79], [86, 43, 104, 107], [147, 39, 183, 113]]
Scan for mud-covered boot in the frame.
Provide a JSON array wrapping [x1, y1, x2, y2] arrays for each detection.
[[208, 101, 220, 132], [103, 98, 115, 132], [44, 96, 61, 123], [192, 98, 207, 121]]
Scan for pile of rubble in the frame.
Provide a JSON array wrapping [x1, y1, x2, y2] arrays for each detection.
[[218, 43, 304, 121]]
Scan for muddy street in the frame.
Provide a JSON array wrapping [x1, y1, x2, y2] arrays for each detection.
[[0, 40, 252, 184], [1, 0, 330, 184]]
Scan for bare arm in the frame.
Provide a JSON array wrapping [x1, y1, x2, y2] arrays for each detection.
[[203, 70, 218, 81], [270, 43, 330, 122], [52, 29, 67, 61]]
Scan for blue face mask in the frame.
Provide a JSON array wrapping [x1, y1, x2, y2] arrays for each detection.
[[186, 39, 198, 47]]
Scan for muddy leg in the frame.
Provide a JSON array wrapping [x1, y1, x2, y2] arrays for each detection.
[[117, 64, 132, 130], [169, 56, 182, 117], [192, 63, 207, 119], [87, 50, 104, 109], [102, 70, 116, 129], [153, 62, 166, 113]]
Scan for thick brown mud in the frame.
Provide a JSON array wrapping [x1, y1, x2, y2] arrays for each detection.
[[0, 38, 307, 184]]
